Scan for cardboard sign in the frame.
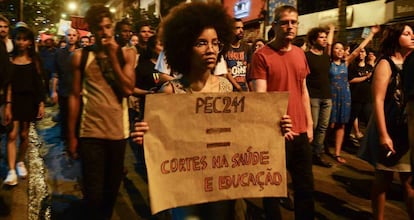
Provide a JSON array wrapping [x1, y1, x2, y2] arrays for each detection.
[[57, 19, 71, 36], [144, 92, 289, 214]]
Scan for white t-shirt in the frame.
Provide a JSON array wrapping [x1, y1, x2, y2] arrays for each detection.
[[214, 55, 228, 76]]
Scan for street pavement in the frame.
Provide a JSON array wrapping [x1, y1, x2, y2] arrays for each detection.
[[0, 105, 410, 220]]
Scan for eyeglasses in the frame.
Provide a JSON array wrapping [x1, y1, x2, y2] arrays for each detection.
[[274, 20, 299, 27], [194, 40, 223, 52]]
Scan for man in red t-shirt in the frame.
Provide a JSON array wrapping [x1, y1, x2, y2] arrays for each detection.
[[250, 5, 315, 220]]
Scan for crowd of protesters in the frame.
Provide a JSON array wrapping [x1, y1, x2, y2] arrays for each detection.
[[0, 2, 414, 220]]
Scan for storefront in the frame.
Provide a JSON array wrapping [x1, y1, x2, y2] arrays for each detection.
[[296, 0, 387, 37], [290, 0, 413, 48], [387, 0, 414, 24]]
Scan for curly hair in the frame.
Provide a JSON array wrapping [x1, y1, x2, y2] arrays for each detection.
[[307, 27, 327, 47], [160, 2, 234, 75], [85, 4, 112, 32], [379, 23, 413, 57], [115, 19, 131, 34]]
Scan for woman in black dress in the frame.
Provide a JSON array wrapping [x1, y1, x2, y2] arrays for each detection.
[[3, 24, 45, 186]]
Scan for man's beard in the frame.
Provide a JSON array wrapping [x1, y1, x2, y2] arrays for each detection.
[[314, 43, 326, 50], [236, 34, 244, 41]]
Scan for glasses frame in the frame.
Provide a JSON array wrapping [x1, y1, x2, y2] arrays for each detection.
[[193, 40, 224, 53]]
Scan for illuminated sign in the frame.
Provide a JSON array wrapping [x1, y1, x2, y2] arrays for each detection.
[[234, 0, 251, 19], [224, 0, 265, 22]]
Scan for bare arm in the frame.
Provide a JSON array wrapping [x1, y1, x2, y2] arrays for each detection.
[[346, 25, 380, 66], [349, 73, 371, 84], [3, 84, 12, 125], [159, 73, 174, 82], [372, 59, 394, 153], [252, 79, 267, 92], [51, 74, 58, 104], [326, 24, 335, 56], [67, 50, 82, 158], [302, 78, 313, 142], [159, 82, 174, 94]]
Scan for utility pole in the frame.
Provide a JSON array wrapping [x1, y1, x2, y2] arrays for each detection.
[[20, 0, 23, 21], [337, 0, 347, 42]]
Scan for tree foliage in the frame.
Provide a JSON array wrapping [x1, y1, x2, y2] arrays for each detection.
[[0, 0, 64, 33], [125, 0, 184, 32]]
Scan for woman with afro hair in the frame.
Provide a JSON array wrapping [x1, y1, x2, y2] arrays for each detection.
[[131, 2, 293, 219], [138, 3, 235, 219]]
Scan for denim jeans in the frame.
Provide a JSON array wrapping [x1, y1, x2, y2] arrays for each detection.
[[310, 98, 332, 156], [263, 133, 315, 220], [79, 138, 127, 220]]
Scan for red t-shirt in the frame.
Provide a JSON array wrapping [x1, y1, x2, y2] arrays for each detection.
[[250, 45, 310, 133]]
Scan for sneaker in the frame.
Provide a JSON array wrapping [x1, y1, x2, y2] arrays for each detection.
[[3, 170, 18, 186], [356, 132, 364, 139], [16, 162, 27, 178]]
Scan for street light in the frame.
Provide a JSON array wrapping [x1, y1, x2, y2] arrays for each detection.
[[68, 2, 78, 13]]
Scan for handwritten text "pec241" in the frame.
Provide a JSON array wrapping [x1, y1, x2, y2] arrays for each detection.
[[195, 96, 245, 114]]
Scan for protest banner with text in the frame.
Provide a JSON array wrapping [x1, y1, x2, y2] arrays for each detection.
[[144, 92, 289, 214]]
